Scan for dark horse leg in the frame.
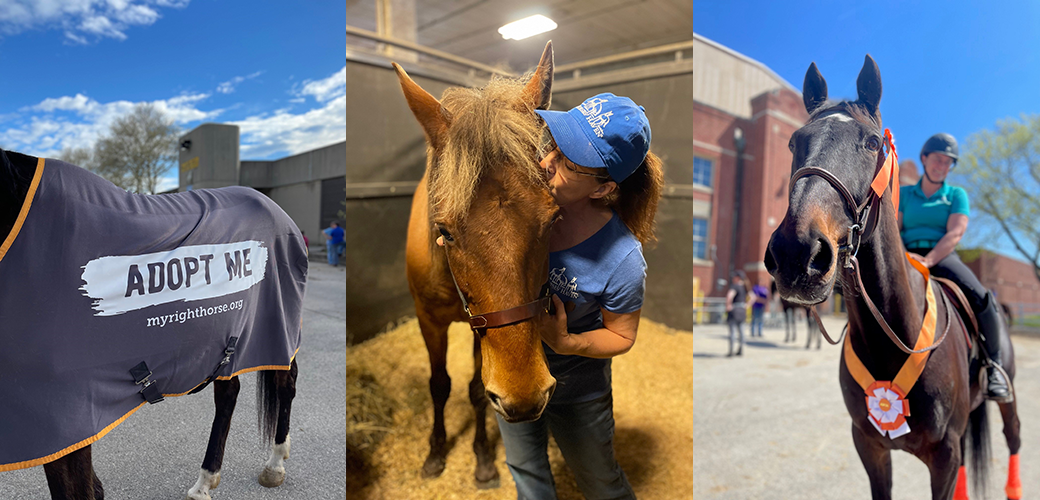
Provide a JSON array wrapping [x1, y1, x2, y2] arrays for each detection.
[[186, 377, 241, 500], [925, 435, 962, 500], [469, 332, 500, 488], [999, 399, 1022, 499], [418, 313, 452, 478], [852, 425, 892, 500], [43, 445, 104, 500], [259, 359, 299, 488]]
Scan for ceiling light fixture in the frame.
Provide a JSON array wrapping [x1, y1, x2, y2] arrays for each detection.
[[498, 15, 557, 41]]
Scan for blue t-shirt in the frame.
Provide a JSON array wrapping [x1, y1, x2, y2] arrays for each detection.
[[898, 180, 969, 248], [324, 226, 345, 245], [545, 211, 646, 403]]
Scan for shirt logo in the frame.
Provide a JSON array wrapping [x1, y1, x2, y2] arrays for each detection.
[[576, 97, 613, 138], [549, 267, 580, 299]]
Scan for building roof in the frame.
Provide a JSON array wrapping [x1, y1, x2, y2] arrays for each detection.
[[691, 31, 797, 118]]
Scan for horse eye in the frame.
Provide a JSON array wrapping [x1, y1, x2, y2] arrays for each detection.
[[788, 140, 795, 152], [866, 137, 881, 151], [438, 226, 454, 242]]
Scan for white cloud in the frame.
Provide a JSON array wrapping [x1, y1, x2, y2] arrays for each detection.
[[216, 71, 263, 94], [3, 91, 220, 157], [297, 66, 345, 102], [1, 66, 345, 161], [0, 0, 187, 42]]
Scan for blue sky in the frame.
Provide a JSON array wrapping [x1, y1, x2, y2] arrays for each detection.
[[695, 0, 1040, 257], [0, 0, 345, 189]]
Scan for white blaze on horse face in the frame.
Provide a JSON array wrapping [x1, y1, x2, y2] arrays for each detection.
[[822, 113, 854, 123], [186, 468, 221, 500]]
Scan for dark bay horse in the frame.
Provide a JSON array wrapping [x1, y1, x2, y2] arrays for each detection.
[[0, 148, 300, 500], [395, 42, 559, 487], [765, 56, 1021, 500]]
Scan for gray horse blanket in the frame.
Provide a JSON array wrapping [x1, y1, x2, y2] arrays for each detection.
[[0, 157, 307, 471]]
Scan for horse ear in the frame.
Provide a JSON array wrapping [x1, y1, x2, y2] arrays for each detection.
[[856, 54, 882, 115], [803, 62, 828, 115], [519, 40, 553, 111], [393, 62, 451, 149]]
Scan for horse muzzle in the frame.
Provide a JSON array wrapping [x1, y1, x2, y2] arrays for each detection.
[[765, 221, 837, 305]]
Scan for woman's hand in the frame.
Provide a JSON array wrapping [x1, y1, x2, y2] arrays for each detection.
[[540, 294, 578, 354], [908, 252, 932, 268]]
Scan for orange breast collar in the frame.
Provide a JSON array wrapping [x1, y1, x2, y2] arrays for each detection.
[[843, 255, 937, 439]]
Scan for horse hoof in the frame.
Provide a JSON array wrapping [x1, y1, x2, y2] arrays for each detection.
[[421, 456, 446, 479], [476, 476, 500, 490], [258, 467, 285, 488], [475, 466, 499, 488], [184, 494, 211, 500]]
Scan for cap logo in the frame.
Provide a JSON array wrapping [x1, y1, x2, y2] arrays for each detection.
[[576, 97, 613, 138]]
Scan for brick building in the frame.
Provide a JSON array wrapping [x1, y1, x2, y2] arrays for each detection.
[[691, 32, 808, 297]]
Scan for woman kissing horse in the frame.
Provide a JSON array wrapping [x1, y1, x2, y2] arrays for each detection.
[[394, 42, 560, 488], [765, 56, 1021, 500], [0, 148, 304, 500]]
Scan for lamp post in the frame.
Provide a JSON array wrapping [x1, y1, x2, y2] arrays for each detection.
[[729, 127, 746, 278]]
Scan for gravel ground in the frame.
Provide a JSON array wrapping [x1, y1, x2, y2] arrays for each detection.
[[0, 262, 347, 499], [693, 315, 1039, 500]]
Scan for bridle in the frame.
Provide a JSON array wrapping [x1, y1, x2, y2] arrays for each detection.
[[441, 237, 554, 338], [789, 126, 952, 354]]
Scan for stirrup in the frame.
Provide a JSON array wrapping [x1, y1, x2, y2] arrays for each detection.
[[985, 362, 1014, 403]]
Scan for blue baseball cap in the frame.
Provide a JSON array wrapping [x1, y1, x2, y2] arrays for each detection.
[[535, 93, 651, 182]]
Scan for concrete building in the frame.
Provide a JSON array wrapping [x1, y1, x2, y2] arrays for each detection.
[[176, 123, 345, 251]]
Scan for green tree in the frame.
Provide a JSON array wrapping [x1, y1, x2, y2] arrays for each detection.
[[961, 114, 1040, 282], [93, 103, 179, 194]]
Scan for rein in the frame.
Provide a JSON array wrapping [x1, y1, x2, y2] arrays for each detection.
[[791, 128, 951, 354], [441, 239, 553, 337]]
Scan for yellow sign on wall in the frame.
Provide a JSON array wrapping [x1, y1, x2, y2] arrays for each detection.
[[181, 157, 199, 171]]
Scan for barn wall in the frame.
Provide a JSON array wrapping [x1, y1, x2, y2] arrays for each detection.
[[553, 72, 694, 331], [345, 58, 468, 344]]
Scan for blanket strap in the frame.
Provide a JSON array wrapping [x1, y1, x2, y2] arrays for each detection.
[[187, 336, 240, 396], [129, 362, 165, 404]]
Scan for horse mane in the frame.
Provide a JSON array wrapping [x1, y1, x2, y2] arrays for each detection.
[[429, 75, 546, 223], [809, 101, 882, 131]]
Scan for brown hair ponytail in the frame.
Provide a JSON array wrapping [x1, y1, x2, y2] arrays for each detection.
[[601, 151, 664, 247]]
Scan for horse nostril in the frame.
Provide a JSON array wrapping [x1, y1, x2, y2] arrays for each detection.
[[809, 238, 833, 274], [764, 245, 778, 274], [486, 390, 501, 407]]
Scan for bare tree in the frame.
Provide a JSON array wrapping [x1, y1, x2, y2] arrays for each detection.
[[93, 103, 179, 194], [961, 114, 1040, 282], [57, 146, 95, 170]]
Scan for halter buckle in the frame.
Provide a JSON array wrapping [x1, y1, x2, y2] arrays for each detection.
[[839, 224, 862, 269]]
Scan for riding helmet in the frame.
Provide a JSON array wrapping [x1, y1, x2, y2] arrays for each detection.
[[920, 133, 959, 163]]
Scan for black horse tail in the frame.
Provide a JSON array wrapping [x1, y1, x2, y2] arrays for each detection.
[[257, 371, 280, 444], [968, 402, 991, 495]]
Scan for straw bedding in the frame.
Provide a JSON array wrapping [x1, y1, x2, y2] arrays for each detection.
[[347, 318, 693, 499]]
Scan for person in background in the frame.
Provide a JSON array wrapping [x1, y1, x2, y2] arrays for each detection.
[[750, 281, 769, 338], [726, 270, 750, 356], [323, 221, 345, 266]]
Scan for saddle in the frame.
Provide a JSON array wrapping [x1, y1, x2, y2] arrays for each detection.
[[932, 276, 978, 353]]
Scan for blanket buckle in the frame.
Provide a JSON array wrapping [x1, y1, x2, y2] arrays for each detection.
[[129, 361, 165, 404]]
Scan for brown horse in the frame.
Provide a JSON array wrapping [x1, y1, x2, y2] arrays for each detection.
[[765, 56, 1022, 500], [394, 43, 559, 487]]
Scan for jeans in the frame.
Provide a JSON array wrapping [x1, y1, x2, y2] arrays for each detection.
[[496, 392, 635, 500], [326, 241, 345, 266], [750, 308, 764, 337]]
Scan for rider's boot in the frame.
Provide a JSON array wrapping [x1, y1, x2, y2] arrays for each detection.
[[977, 293, 1012, 402]]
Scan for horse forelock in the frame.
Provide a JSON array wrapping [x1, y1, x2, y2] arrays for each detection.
[[428, 75, 547, 223]]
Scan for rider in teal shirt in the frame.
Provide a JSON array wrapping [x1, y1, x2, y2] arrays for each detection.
[[898, 133, 1011, 401]]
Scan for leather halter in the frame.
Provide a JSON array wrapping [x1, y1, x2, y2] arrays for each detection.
[[442, 241, 553, 337], [790, 127, 951, 354]]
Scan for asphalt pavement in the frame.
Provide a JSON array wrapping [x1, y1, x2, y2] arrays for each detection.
[[0, 262, 346, 499], [693, 315, 1040, 499]]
